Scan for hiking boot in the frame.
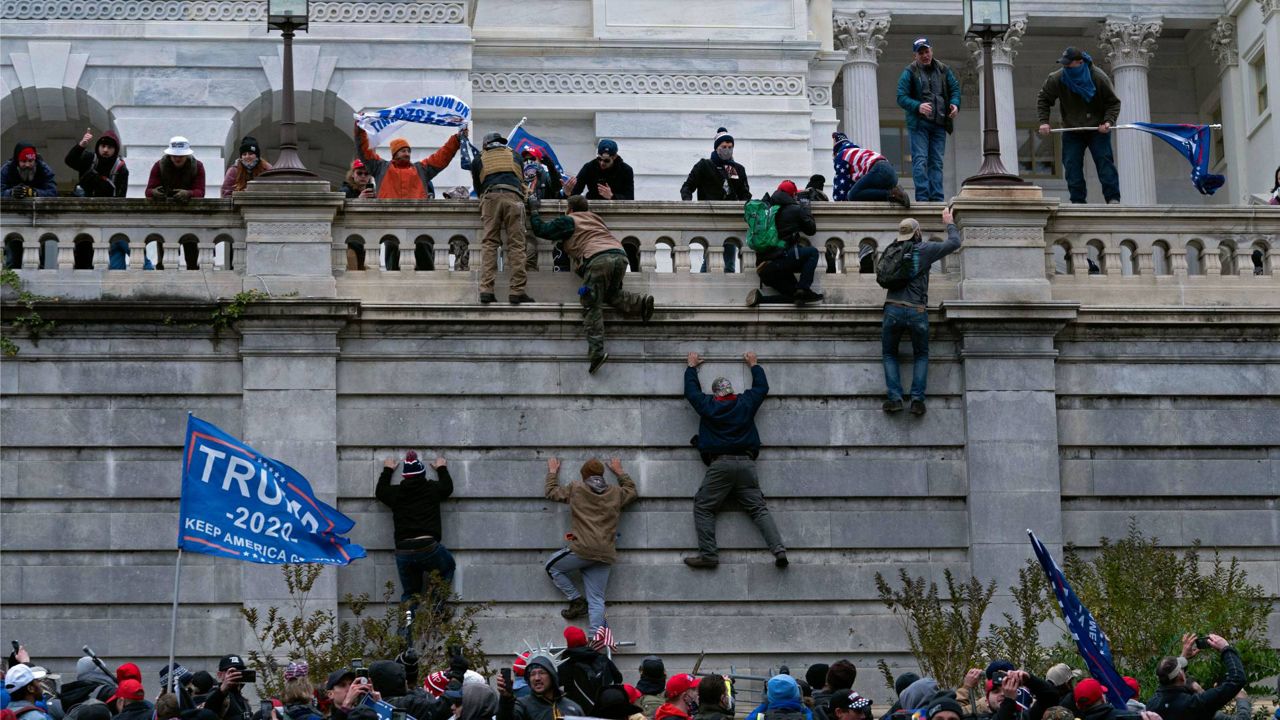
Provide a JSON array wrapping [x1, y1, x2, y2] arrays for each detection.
[[641, 295, 655, 323], [774, 551, 789, 569], [888, 186, 911, 209], [479, 292, 496, 304], [882, 399, 904, 413], [560, 597, 588, 620], [509, 293, 536, 305], [910, 399, 927, 416], [793, 288, 824, 305], [746, 289, 761, 307], [589, 353, 609, 374], [683, 555, 719, 569]]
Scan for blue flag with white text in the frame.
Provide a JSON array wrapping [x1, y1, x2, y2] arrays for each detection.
[[1029, 530, 1132, 709], [1130, 123, 1225, 195], [509, 127, 567, 179], [178, 415, 366, 565]]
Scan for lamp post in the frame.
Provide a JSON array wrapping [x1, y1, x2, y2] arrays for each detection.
[[260, 0, 317, 179], [962, 0, 1024, 186]]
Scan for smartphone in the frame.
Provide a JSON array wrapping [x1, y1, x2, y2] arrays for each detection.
[[240, 669, 257, 684], [500, 668, 512, 689], [1195, 635, 1210, 649], [10, 641, 18, 652], [260, 701, 274, 720], [391, 711, 407, 720]]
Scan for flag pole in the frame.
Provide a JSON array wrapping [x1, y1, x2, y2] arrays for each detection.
[[507, 116, 528, 141], [167, 548, 184, 694], [1049, 124, 1222, 133]]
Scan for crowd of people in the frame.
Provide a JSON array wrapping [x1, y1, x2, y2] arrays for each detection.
[[2, 629, 1262, 720]]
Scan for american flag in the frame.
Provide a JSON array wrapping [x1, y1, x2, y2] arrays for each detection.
[[590, 625, 617, 651], [831, 133, 886, 201]]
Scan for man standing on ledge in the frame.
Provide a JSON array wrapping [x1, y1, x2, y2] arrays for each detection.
[[471, 131, 534, 305], [683, 351, 786, 569], [896, 38, 960, 203], [1037, 47, 1122, 204]]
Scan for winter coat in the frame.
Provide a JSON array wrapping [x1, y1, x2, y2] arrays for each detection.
[[114, 701, 154, 720], [354, 125, 460, 199], [220, 159, 273, 197], [498, 656, 584, 720], [884, 224, 962, 309], [557, 648, 624, 715], [459, 685, 499, 720], [1, 143, 58, 198], [64, 133, 128, 197], [760, 190, 815, 260], [639, 694, 665, 720], [570, 157, 635, 200], [282, 704, 323, 720], [686, 364, 768, 461], [655, 705, 692, 720], [896, 60, 962, 133], [1147, 648, 1245, 720], [680, 156, 750, 201], [545, 471, 638, 564], [204, 687, 252, 720], [1036, 65, 1122, 130], [145, 156, 206, 199], [899, 679, 942, 713], [376, 465, 454, 546], [49, 659, 118, 720], [368, 661, 441, 720]]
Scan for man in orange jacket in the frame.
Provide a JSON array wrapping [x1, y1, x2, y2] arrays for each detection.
[[353, 123, 466, 200]]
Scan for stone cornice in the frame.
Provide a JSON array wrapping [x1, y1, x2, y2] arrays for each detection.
[[0, 0, 466, 23], [1100, 15, 1163, 70], [1209, 17, 1239, 71], [471, 72, 805, 97], [833, 10, 890, 64]]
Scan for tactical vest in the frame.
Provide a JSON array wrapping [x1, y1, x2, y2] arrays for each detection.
[[479, 146, 521, 182]]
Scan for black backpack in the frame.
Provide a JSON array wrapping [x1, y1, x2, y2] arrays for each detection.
[[562, 654, 613, 714], [875, 239, 921, 290]]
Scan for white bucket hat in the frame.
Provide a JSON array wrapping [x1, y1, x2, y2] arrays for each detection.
[[165, 136, 194, 156]]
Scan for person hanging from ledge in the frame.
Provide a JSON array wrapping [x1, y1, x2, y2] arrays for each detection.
[[528, 193, 654, 373], [377, 450, 456, 637], [220, 136, 272, 197], [831, 132, 911, 207], [1036, 47, 1122, 205], [681, 128, 751, 202], [353, 121, 465, 200], [746, 180, 823, 307], [564, 139, 635, 201], [472, 131, 534, 305]]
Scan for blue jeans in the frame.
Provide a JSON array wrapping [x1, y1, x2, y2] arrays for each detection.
[[758, 244, 819, 295], [1061, 130, 1120, 204], [847, 161, 899, 202], [394, 542, 456, 610], [909, 122, 947, 201], [882, 304, 930, 401], [109, 239, 129, 270]]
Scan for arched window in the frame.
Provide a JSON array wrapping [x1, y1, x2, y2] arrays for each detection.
[[380, 234, 401, 271], [858, 239, 878, 274], [448, 236, 469, 271], [1185, 240, 1203, 275], [414, 235, 435, 271], [1218, 239, 1237, 275], [1151, 241, 1170, 275], [825, 239, 844, 274], [1052, 241, 1072, 275], [1249, 239, 1271, 275], [346, 235, 367, 271], [654, 238, 675, 273], [1119, 241, 1138, 276], [1086, 240, 1105, 275]]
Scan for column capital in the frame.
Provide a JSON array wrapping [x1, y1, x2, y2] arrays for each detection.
[[1259, 0, 1280, 19], [833, 10, 891, 64], [965, 17, 1027, 66], [1209, 16, 1239, 72], [1100, 15, 1163, 70]]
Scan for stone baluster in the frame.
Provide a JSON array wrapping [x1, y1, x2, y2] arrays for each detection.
[[674, 244, 691, 272], [198, 239, 216, 269], [398, 243, 415, 272], [1202, 244, 1222, 275], [967, 18, 1027, 174], [1100, 16, 1162, 205], [164, 240, 183, 271], [434, 245, 449, 271], [468, 247, 482, 271], [56, 238, 74, 269], [1137, 249, 1154, 275], [23, 240, 41, 269], [740, 247, 756, 270], [538, 245, 554, 270], [1071, 248, 1090, 277], [1170, 250, 1188, 276], [706, 245, 725, 272], [834, 11, 890, 151], [93, 238, 108, 269], [1103, 247, 1122, 276]]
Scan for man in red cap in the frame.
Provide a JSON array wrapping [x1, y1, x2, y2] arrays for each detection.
[[108, 680, 152, 720], [557, 626, 622, 715], [748, 180, 822, 307], [655, 675, 700, 720], [1073, 679, 1119, 720], [1, 143, 58, 201]]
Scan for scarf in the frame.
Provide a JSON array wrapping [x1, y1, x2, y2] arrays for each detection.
[[232, 159, 268, 192], [584, 475, 608, 494], [1061, 54, 1097, 103], [714, 146, 734, 163]]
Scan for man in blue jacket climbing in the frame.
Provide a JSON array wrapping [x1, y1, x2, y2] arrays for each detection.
[[683, 350, 787, 570]]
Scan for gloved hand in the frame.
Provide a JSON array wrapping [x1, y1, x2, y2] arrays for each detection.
[[10, 185, 33, 199], [173, 189, 192, 202], [526, 194, 541, 212]]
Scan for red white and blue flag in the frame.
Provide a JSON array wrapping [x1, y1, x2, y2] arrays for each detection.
[[1129, 123, 1225, 196], [509, 127, 568, 179]]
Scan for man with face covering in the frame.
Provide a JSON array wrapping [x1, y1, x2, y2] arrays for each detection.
[[680, 128, 750, 201], [497, 655, 583, 720], [543, 456, 638, 634], [682, 351, 786, 569]]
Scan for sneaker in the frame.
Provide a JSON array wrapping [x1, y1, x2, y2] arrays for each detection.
[[479, 292, 496, 304], [1106, 199, 1121, 205], [683, 556, 719, 569], [746, 289, 761, 307], [589, 353, 609, 374], [508, 293, 536, 304], [641, 295, 655, 323], [560, 597, 588, 620], [889, 186, 911, 209], [793, 288, 824, 305], [882, 399, 904, 413], [910, 399, 927, 416], [774, 551, 789, 568]]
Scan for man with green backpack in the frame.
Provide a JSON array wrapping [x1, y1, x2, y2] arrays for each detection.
[[877, 206, 960, 416], [744, 181, 822, 307]]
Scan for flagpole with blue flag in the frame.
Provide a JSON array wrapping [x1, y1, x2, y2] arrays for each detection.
[[1028, 529, 1135, 709], [1049, 124, 1225, 195]]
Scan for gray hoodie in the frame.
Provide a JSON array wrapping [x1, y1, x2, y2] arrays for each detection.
[[460, 684, 499, 720], [898, 678, 942, 712]]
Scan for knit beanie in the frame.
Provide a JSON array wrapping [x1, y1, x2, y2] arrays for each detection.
[[390, 138, 411, 155], [423, 671, 449, 697], [512, 652, 530, 678], [832, 131, 849, 150], [807, 174, 826, 190], [713, 127, 734, 148], [403, 450, 426, 479], [564, 626, 588, 648], [580, 458, 605, 479], [766, 675, 801, 704], [805, 665, 830, 691], [238, 136, 260, 156]]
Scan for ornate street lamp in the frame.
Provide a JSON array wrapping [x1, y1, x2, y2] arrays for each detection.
[[962, 0, 1024, 185], [260, 0, 317, 179]]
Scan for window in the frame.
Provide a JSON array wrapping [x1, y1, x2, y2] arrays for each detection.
[[1018, 124, 1058, 177], [878, 122, 910, 175], [1251, 51, 1268, 116]]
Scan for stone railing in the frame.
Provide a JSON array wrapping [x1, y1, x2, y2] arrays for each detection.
[[2, 191, 1276, 308]]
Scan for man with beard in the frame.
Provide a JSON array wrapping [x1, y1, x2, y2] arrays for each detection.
[[2, 143, 58, 199], [146, 137, 206, 201], [497, 655, 584, 720], [65, 128, 128, 198]]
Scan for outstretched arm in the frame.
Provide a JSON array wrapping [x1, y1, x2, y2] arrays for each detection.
[[544, 457, 570, 503]]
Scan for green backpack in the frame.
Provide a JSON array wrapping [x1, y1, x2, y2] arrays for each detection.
[[743, 198, 785, 253]]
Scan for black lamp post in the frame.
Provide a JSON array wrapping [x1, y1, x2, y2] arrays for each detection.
[[260, 0, 318, 179], [962, 0, 1024, 186]]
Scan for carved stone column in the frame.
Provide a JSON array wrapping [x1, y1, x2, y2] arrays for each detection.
[[966, 18, 1026, 176], [1258, 0, 1280, 179], [1100, 15, 1162, 205], [834, 11, 890, 152], [1209, 17, 1245, 202]]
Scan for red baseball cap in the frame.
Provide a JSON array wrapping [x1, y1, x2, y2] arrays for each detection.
[[624, 684, 643, 704], [108, 679, 146, 703], [777, 180, 799, 196], [1123, 677, 1140, 696], [665, 674, 700, 699], [1074, 678, 1106, 708], [116, 663, 142, 683]]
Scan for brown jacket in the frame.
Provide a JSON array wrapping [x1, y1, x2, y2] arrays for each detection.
[[563, 211, 622, 261], [955, 685, 993, 717], [1036, 65, 1122, 129], [545, 471, 638, 564]]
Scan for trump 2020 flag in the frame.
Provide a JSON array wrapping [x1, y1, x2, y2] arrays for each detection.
[[179, 415, 366, 565], [354, 94, 471, 147], [509, 126, 567, 178], [1029, 530, 1133, 709], [1130, 123, 1226, 195]]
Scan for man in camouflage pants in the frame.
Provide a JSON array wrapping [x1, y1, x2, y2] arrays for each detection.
[[527, 194, 655, 373]]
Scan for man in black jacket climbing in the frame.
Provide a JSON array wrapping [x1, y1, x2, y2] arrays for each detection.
[[748, 181, 820, 307], [377, 451, 456, 622]]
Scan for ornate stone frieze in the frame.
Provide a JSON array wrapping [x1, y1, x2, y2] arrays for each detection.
[[833, 11, 890, 64], [0, 0, 466, 23], [1100, 15, 1163, 70], [964, 17, 1027, 66], [807, 84, 832, 106], [471, 73, 806, 97], [1208, 17, 1238, 70]]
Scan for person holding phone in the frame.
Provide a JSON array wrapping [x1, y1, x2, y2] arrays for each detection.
[[496, 655, 582, 720], [204, 656, 253, 720], [1148, 633, 1245, 720]]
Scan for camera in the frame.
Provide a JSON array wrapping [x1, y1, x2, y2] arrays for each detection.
[[352, 658, 369, 680], [991, 671, 1009, 687]]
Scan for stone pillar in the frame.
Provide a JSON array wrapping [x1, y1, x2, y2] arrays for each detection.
[[1210, 17, 1247, 203], [967, 19, 1026, 176], [1260, 0, 1280, 191], [809, 0, 834, 50], [232, 180, 345, 298], [834, 11, 890, 152], [952, 185, 1058, 303], [1100, 15, 1162, 205], [809, 51, 847, 175]]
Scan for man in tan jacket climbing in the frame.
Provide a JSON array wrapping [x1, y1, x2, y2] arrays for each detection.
[[544, 456, 639, 635]]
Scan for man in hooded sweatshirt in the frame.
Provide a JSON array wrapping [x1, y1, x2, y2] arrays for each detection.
[[1036, 47, 1122, 204], [48, 655, 119, 720], [747, 180, 821, 307], [65, 129, 128, 198], [680, 128, 750, 201], [353, 123, 464, 200], [220, 136, 272, 197], [544, 456, 638, 630], [744, 675, 811, 720], [457, 684, 499, 720], [897, 678, 942, 717], [497, 655, 584, 720], [377, 451, 456, 622]]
